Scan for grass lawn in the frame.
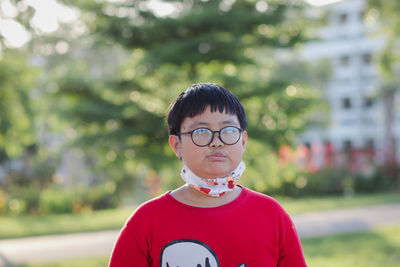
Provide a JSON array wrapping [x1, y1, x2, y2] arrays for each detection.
[[0, 192, 399, 239], [10, 224, 400, 267], [10, 256, 109, 267], [0, 206, 135, 239], [277, 191, 400, 214], [303, 224, 400, 267]]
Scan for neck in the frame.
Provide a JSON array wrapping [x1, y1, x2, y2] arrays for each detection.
[[180, 161, 245, 197], [171, 184, 242, 208]]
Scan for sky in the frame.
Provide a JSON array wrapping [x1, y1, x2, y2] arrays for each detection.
[[306, 0, 344, 6], [0, 0, 77, 47], [0, 0, 345, 48]]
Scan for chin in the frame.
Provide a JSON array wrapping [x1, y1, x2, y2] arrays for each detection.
[[205, 167, 232, 178], [190, 162, 236, 178]]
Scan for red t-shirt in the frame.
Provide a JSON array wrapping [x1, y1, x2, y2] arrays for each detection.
[[109, 186, 307, 267]]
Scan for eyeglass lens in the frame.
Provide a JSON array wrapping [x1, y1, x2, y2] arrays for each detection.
[[191, 126, 241, 146]]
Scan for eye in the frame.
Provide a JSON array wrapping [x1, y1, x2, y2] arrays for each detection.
[[193, 128, 211, 136], [221, 126, 239, 134]]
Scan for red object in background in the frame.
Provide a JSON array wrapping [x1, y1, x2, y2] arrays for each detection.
[[279, 145, 292, 167], [324, 142, 335, 168], [279, 141, 395, 174]]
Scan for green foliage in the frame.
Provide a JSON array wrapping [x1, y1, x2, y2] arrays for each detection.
[[39, 187, 76, 214], [38, 184, 120, 214], [1, 0, 331, 212], [366, 0, 400, 169], [49, 0, 322, 182], [366, 0, 400, 84], [260, 165, 399, 198], [0, 49, 40, 162], [0, 149, 56, 215], [0, 183, 121, 216], [66, 0, 307, 66]]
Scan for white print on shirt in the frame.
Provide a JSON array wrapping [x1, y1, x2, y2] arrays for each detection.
[[160, 239, 247, 267]]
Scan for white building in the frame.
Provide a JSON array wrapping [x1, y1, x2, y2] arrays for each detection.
[[300, 0, 400, 163]]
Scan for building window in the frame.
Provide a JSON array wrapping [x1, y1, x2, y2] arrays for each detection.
[[362, 53, 372, 64], [364, 97, 373, 108], [339, 55, 350, 67], [342, 97, 352, 109], [361, 116, 375, 125], [338, 13, 348, 24]]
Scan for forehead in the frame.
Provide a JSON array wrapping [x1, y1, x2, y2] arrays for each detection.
[[181, 106, 239, 130]]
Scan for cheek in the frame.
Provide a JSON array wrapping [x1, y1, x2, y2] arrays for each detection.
[[181, 142, 203, 158], [182, 148, 195, 158], [230, 145, 246, 161], [233, 149, 244, 160]]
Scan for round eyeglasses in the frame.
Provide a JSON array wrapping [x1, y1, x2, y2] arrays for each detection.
[[178, 126, 243, 147]]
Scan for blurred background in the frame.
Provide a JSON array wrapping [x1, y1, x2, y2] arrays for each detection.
[[0, 0, 399, 266]]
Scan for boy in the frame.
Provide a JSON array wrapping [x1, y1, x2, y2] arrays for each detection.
[[109, 83, 307, 266]]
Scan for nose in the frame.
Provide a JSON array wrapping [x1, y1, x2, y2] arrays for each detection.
[[209, 131, 224, 147]]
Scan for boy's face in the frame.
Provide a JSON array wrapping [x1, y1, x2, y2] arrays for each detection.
[[169, 106, 247, 179]]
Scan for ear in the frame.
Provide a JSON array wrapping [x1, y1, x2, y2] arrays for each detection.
[[169, 135, 181, 158], [241, 131, 248, 152]]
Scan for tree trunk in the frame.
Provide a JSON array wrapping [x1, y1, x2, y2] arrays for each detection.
[[383, 89, 396, 165], [382, 89, 399, 190]]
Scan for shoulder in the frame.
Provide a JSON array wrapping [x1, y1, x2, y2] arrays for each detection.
[[138, 192, 170, 211], [242, 187, 283, 208], [125, 192, 171, 226], [241, 186, 291, 218]]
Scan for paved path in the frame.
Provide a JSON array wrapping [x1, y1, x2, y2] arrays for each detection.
[[293, 203, 400, 238], [1, 203, 400, 266], [0, 230, 117, 266]]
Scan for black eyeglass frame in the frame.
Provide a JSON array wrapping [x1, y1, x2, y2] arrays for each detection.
[[177, 126, 243, 147]]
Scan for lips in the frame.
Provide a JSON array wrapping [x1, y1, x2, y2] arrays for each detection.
[[207, 152, 227, 161]]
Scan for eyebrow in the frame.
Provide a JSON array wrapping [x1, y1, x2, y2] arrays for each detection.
[[188, 120, 239, 129]]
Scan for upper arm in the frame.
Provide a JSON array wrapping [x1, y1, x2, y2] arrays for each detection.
[[109, 224, 151, 267], [278, 220, 307, 267]]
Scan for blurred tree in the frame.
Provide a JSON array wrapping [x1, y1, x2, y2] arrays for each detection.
[[42, 0, 326, 194], [0, 1, 61, 203], [366, 0, 400, 192], [1, 0, 137, 201], [366, 0, 400, 167], [0, 0, 335, 203], [0, 49, 39, 163], [0, 0, 37, 163]]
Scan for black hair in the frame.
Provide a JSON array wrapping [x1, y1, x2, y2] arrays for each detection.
[[166, 83, 247, 135]]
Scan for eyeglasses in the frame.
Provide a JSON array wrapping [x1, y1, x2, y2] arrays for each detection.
[[178, 126, 243, 147]]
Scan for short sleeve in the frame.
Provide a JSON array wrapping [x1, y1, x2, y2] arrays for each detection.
[[278, 218, 307, 267], [108, 221, 151, 266]]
